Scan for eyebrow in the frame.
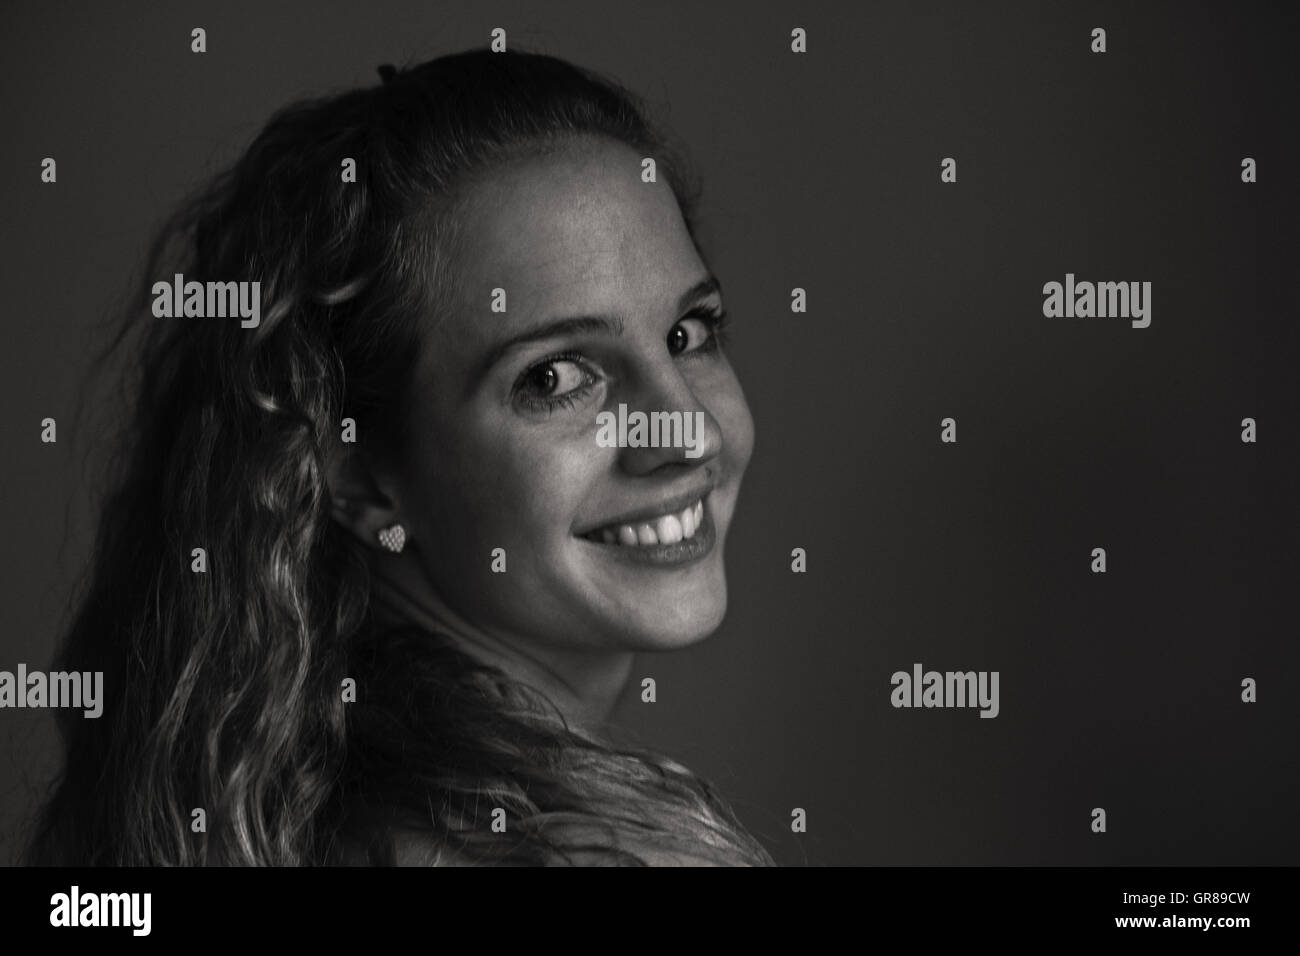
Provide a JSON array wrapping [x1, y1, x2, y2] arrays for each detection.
[[475, 274, 722, 379]]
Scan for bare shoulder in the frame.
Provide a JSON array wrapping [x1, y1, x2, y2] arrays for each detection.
[[390, 830, 476, 867], [539, 821, 735, 867], [332, 821, 475, 866], [621, 846, 729, 867], [378, 823, 739, 867]]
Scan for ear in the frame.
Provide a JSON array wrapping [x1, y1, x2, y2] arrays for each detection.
[[325, 446, 406, 551]]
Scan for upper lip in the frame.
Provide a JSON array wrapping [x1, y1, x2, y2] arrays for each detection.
[[574, 482, 715, 536]]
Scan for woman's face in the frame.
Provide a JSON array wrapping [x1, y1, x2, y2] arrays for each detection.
[[396, 135, 753, 653]]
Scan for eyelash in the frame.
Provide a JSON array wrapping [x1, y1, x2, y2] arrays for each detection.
[[513, 306, 731, 413], [684, 306, 731, 356]]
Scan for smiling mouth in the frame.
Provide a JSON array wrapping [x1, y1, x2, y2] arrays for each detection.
[[580, 498, 706, 547]]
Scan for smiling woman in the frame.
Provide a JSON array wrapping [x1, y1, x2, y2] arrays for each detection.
[[27, 48, 773, 866]]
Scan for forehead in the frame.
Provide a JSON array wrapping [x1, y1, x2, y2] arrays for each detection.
[[448, 137, 704, 326]]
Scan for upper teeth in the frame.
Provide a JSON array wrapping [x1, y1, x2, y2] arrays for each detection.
[[592, 499, 704, 547]]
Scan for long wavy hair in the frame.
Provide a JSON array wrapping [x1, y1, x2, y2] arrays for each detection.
[[25, 47, 772, 866]]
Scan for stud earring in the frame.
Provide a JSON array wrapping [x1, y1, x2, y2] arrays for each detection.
[[377, 524, 407, 553]]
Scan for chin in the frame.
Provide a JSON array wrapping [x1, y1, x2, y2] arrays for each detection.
[[640, 589, 728, 650], [577, 556, 731, 651]]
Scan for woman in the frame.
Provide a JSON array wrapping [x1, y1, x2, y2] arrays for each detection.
[[28, 48, 772, 866]]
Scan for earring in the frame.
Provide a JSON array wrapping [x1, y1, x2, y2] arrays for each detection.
[[377, 524, 407, 553]]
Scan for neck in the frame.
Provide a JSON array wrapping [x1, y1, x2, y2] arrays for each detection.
[[368, 551, 633, 733]]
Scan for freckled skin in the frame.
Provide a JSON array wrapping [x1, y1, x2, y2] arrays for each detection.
[[394, 135, 754, 656]]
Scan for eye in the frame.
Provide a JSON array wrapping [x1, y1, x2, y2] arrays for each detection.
[[668, 307, 729, 357], [514, 353, 599, 412], [522, 360, 581, 397]]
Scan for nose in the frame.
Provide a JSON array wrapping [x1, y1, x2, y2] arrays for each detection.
[[614, 360, 723, 476]]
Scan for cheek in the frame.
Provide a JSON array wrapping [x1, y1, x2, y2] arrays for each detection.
[[419, 420, 600, 555], [706, 367, 755, 472], [497, 440, 597, 544], [406, 424, 603, 628]]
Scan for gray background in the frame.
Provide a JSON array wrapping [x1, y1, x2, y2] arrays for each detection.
[[2, 0, 1297, 866]]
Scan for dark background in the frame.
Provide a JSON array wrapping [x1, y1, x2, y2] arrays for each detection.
[[2, 0, 1296, 866]]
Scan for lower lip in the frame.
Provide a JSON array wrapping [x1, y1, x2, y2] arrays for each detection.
[[577, 499, 717, 567]]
